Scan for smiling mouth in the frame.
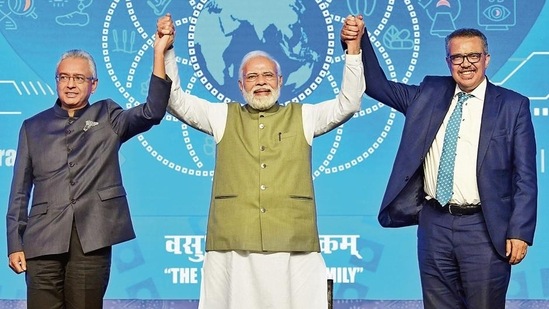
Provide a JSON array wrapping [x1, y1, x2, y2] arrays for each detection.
[[254, 89, 271, 95], [460, 70, 475, 76]]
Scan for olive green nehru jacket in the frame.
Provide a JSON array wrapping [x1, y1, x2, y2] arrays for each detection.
[[206, 102, 321, 253]]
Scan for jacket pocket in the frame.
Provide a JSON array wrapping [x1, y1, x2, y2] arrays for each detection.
[[97, 185, 127, 201], [214, 195, 238, 199], [29, 202, 48, 217], [289, 195, 313, 200]]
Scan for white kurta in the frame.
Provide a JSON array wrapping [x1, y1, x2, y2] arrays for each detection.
[[165, 49, 365, 309], [200, 251, 327, 309]]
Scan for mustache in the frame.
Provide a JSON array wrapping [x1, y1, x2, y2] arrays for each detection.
[[251, 85, 274, 93], [243, 84, 281, 110]]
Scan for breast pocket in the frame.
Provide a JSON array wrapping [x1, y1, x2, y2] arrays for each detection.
[[274, 131, 299, 158], [82, 121, 106, 133]]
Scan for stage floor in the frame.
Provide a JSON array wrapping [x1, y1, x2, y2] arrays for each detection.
[[2, 299, 548, 308]]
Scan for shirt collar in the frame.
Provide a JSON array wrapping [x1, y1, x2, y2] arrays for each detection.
[[454, 77, 487, 101]]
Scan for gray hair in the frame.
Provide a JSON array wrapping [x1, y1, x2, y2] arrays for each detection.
[[238, 50, 282, 81], [56, 49, 98, 80], [445, 28, 489, 56]]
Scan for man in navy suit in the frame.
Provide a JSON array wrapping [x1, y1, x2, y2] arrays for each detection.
[[6, 33, 173, 308], [342, 16, 537, 308]]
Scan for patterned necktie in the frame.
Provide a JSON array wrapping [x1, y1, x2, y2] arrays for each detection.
[[435, 92, 472, 205]]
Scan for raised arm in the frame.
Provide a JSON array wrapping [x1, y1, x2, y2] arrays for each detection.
[[156, 13, 228, 139], [153, 21, 174, 80], [302, 15, 366, 139]]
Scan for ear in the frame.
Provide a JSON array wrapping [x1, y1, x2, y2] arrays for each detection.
[[277, 75, 283, 87], [238, 79, 244, 92], [91, 79, 98, 94], [484, 53, 491, 68]]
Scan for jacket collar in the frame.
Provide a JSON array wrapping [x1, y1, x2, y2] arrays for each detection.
[[53, 99, 90, 118]]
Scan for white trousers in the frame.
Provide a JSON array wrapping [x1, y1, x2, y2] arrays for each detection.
[[198, 251, 328, 309]]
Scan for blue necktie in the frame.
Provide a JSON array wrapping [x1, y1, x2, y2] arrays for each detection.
[[435, 92, 472, 205]]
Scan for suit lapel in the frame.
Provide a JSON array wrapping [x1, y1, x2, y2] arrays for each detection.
[[477, 81, 500, 171], [423, 85, 455, 156]]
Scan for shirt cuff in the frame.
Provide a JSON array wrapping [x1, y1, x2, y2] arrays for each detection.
[[345, 50, 362, 65]]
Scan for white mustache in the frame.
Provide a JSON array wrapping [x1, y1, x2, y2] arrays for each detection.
[[243, 85, 281, 110], [252, 85, 273, 93]]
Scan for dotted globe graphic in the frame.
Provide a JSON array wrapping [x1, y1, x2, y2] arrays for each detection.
[[99, 0, 422, 179]]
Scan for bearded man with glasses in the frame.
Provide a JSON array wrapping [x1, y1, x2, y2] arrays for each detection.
[[343, 16, 537, 309], [156, 13, 366, 309], [6, 31, 174, 308]]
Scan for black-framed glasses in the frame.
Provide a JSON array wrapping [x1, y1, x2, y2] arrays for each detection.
[[55, 74, 96, 84], [446, 52, 485, 65], [244, 72, 277, 82]]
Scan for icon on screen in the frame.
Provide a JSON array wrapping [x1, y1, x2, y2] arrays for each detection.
[[477, 0, 516, 30], [0, 0, 37, 30]]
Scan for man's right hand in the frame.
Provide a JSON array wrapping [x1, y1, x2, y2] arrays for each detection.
[[8, 251, 26, 274], [341, 14, 365, 55], [157, 13, 175, 38]]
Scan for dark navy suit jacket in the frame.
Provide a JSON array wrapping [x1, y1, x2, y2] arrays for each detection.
[[359, 36, 537, 258], [7, 74, 171, 259]]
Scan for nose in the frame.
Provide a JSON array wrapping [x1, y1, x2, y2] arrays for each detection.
[[461, 56, 474, 66], [66, 77, 77, 87], [255, 76, 268, 85]]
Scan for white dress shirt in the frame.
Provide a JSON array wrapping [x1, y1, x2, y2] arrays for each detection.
[[424, 78, 487, 205]]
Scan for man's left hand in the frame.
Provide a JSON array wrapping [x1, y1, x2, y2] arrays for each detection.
[[506, 238, 528, 265]]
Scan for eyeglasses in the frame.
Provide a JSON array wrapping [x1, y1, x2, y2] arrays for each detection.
[[244, 72, 277, 82], [55, 74, 96, 84], [446, 52, 485, 65]]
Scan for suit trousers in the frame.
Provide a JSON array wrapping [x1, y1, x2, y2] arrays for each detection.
[[25, 222, 112, 309], [417, 202, 511, 309]]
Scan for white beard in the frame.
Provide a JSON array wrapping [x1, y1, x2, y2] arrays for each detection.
[[243, 86, 280, 111]]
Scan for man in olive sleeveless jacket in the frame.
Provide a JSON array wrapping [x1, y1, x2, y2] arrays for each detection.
[[159, 13, 365, 309], [209, 102, 319, 253]]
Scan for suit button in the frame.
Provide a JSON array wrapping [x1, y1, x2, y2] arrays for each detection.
[[71, 199, 76, 204], [260, 184, 266, 190], [70, 180, 76, 186], [261, 163, 267, 169], [260, 208, 266, 213], [65, 129, 72, 134], [404, 176, 410, 181], [259, 123, 265, 129], [260, 146, 266, 151], [69, 162, 75, 167]]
